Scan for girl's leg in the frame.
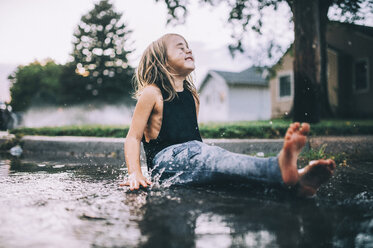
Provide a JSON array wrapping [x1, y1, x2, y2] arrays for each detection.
[[151, 123, 336, 197], [151, 140, 283, 185]]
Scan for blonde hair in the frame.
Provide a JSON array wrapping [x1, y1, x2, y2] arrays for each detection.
[[133, 33, 199, 103]]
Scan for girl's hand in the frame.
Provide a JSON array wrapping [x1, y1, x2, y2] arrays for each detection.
[[120, 172, 152, 191]]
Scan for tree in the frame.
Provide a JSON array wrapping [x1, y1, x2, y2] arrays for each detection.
[[62, 0, 134, 103], [9, 60, 63, 111], [155, 0, 373, 123]]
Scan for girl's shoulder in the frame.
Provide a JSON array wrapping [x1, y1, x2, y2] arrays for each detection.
[[138, 85, 163, 101]]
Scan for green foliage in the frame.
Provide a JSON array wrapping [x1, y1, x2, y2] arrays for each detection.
[[298, 144, 349, 168], [256, 143, 350, 168], [8, 60, 63, 111], [156, 0, 372, 56], [10, 125, 128, 138], [62, 0, 134, 103], [199, 121, 288, 139], [8, 1, 135, 110], [199, 119, 373, 138], [59, 64, 92, 103], [9, 119, 373, 138]]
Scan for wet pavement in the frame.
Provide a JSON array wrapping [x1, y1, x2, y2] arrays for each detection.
[[0, 156, 372, 248]]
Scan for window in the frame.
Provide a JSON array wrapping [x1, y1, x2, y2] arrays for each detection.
[[279, 75, 291, 98], [354, 58, 369, 92]]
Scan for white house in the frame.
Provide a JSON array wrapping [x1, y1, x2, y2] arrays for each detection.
[[198, 67, 271, 122]]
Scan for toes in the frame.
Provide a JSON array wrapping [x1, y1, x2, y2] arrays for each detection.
[[309, 160, 317, 165], [310, 159, 335, 176], [299, 123, 310, 135], [298, 158, 336, 197], [285, 130, 293, 140], [327, 159, 336, 171], [289, 122, 300, 131], [317, 159, 336, 170], [286, 124, 295, 138]]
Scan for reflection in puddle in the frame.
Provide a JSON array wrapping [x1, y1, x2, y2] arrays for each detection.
[[0, 157, 372, 247], [195, 214, 277, 247]]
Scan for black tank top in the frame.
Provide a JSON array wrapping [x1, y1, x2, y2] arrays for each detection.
[[142, 87, 202, 169]]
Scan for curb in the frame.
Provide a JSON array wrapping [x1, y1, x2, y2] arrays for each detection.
[[2, 133, 373, 162]]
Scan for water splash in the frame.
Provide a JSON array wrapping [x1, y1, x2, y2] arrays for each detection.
[[149, 166, 192, 190], [9, 145, 23, 157]]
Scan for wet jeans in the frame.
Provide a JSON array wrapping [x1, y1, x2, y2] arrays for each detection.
[[151, 140, 283, 185]]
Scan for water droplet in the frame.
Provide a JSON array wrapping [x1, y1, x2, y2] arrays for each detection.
[[256, 152, 264, 157], [53, 164, 65, 169], [10, 145, 23, 157]]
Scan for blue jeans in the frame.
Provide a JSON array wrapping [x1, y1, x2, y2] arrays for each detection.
[[151, 140, 283, 185]]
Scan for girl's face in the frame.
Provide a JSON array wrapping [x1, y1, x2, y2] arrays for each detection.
[[165, 35, 195, 76]]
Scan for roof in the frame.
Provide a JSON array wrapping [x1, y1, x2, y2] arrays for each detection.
[[199, 66, 268, 92], [329, 21, 373, 37], [213, 67, 268, 85]]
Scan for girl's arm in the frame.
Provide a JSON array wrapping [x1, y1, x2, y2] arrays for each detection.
[[121, 87, 157, 190], [193, 95, 199, 121]]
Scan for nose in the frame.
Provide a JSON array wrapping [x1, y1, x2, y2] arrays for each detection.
[[186, 48, 192, 54]]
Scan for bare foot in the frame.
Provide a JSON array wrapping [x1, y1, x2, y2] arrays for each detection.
[[297, 159, 336, 197], [278, 122, 310, 186]]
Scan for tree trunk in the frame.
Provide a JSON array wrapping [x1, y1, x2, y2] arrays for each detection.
[[319, 0, 334, 118], [292, 0, 332, 123]]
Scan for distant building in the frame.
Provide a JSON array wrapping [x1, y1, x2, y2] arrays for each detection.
[[270, 21, 373, 118], [198, 67, 271, 122]]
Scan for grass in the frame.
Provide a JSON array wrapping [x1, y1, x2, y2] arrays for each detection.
[[9, 119, 373, 139], [248, 144, 349, 169], [10, 125, 128, 138], [298, 144, 349, 168], [199, 119, 373, 138]]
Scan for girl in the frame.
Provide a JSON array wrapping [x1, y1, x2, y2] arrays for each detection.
[[121, 33, 336, 197]]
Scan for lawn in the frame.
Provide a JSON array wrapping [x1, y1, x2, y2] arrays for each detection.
[[9, 119, 373, 139]]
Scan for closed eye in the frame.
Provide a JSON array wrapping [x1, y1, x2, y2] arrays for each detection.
[[176, 43, 188, 51]]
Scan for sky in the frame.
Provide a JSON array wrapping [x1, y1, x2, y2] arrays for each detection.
[[1, 0, 236, 64], [0, 0, 298, 101], [2, 0, 361, 102]]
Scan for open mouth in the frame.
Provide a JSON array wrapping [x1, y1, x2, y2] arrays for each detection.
[[185, 57, 194, 61]]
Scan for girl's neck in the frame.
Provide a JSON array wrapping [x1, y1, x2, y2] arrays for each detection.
[[172, 76, 185, 92]]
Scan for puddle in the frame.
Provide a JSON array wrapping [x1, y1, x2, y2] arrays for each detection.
[[0, 156, 372, 247]]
